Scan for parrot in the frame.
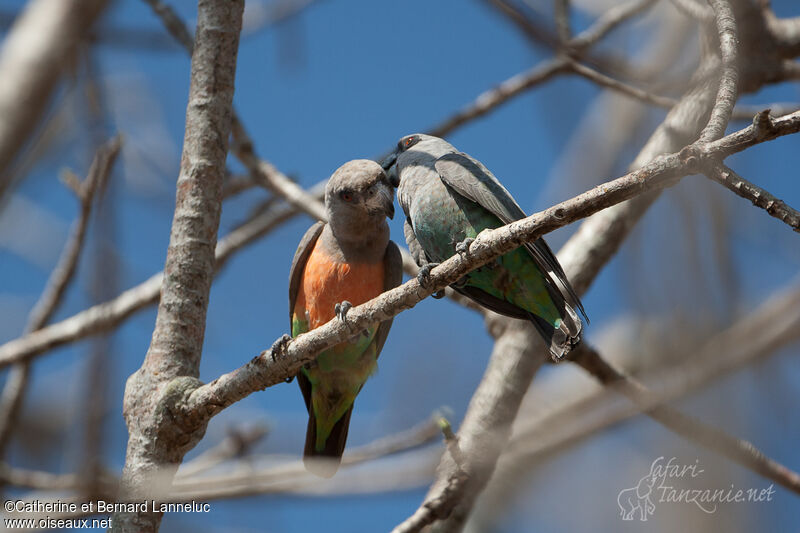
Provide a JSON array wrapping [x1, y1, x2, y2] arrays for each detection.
[[284, 159, 402, 477], [381, 134, 586, 360]]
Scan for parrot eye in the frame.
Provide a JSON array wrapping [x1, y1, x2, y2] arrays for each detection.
[[340, 191, 354, 202], [399, 135, 420, 151]]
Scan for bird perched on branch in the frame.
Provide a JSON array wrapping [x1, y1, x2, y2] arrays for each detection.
[[381, 134, 586, 360], [284, 159, 402, 477]]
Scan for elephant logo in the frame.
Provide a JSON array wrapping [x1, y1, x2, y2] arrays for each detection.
[[617, 462, 660, 521]]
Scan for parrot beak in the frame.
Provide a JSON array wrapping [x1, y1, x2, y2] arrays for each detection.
[[378, 151, 399, 188], [371, 181, 395, 220]]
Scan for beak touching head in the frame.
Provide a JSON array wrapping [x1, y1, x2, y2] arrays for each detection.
[[378, 150, 399, 188]]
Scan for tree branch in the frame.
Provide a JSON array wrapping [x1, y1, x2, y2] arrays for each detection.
[[177, 109, 800, 434], [0, 137, 121, 459], [572, 344, 800, 493], [112, 1, 243, 531], [0, 0, 109, 200], [0, 180, 326, 369], [698, 0, 739, 143], [705, 159, 800, 232]]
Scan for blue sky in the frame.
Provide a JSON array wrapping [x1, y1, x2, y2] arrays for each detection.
[[1, 0, 799, 531]]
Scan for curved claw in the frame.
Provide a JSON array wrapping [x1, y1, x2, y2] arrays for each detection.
[[416, 262, 441, 289], [334, 300, 353, 323], [455, 237, 475, 257], [270, 334, 292, 362]]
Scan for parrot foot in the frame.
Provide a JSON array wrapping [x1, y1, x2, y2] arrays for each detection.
[[455, 237, 475, 258], [270, 334, 294, 383], [417, 262, 440, 289], [432, 289, 446, 299], [335, 301, 353, 329]]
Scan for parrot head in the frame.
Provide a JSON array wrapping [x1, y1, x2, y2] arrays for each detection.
[[325, 159, 395, 239], [381, 133, 458, 189]]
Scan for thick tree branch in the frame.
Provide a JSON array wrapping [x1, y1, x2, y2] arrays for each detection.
[[112, 1, 243, 531]]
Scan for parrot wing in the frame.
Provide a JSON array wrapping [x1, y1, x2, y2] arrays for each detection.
[[288, 221, 325, 332], [434, 152, 586, 321], [289, 221, 324, 414], [373, 240, 403, 357], [404, 217, 431, 268]]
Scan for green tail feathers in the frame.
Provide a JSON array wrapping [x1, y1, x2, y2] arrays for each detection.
[[303, 405, 353, 478]]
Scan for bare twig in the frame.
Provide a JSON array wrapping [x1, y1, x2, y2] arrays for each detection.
[[428, 60, 568, 138], [554, 0, 571, 43], [572, 344, 800, 493], [0, 180, 326, 368], [698, 0, 739, 143], [705, 160, 800, 232], [228, 118, 328, 222], [142, 0, 328, 224], [566, 60, 678, 109], [171, 417, 441, 495], [0, 137, 121, 459], [178, 424, 269, 478], [430, 0, 659, 139], [392, 327, 540, 533], [568, 0, 659, 52]]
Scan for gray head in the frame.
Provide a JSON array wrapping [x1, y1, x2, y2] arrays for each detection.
[[325, 159, 395, 243], [381, 134, 456, 178], [380, 134, 457, 211]]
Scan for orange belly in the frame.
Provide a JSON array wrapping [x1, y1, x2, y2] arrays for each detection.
[[294, 241, 385, 330]]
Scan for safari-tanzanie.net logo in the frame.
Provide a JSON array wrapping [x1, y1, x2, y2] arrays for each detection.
[[617, 456, 775, 521]]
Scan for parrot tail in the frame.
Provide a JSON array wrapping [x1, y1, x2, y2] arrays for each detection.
[[527, 303, 582, 361], [303, 406, 353, 478]]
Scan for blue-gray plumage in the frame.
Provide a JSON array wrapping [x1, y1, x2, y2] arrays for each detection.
[[384, 134, 586, 360]]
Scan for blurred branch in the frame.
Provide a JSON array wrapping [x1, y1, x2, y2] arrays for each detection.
[[142, 0, 328, 223], [566, 59, 678, 109], [554, 0, 571, 43], [0, 137, 121, 460], [171, 416, 441, 498], [228, 118, 328, 221], [0, 180, 325, 368], [222, 173, 258, 199], [3, 417, 440, 522], [423, 3, 800, 527], [428, 60, 568, 138], [430, 0, 659, 138], [0, 0, 108, 200], [572, 344, 800, 493], [178, 424, 269, 478], [484, 0, 659, 81], [668, 0, 715, 21], [705, 160, 800, 232], [112, 1, 244, 530], [475, 281, 800, 527]]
